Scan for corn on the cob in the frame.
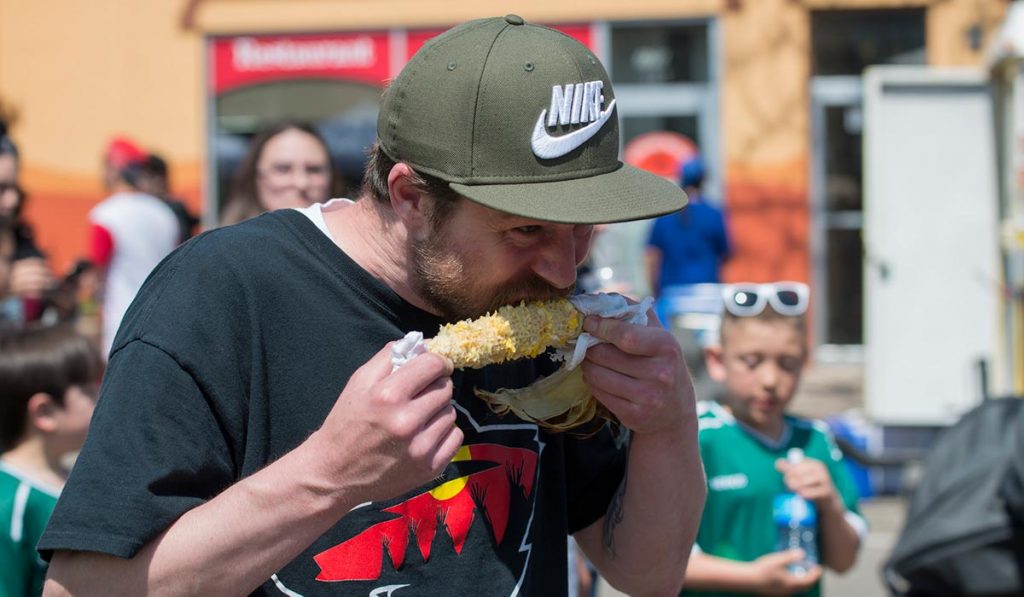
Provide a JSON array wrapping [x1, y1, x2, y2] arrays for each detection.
[[426, 299, 582, 369], [423, 298, 616, 433]]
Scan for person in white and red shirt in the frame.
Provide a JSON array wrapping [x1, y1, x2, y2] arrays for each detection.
[[88, 136, 179, 357]]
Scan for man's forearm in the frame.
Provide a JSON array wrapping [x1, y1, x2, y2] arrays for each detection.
[[579, 418, 706, 595], [45, 430, 359, 595]]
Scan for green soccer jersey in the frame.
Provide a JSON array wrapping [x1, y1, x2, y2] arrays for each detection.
[[683, 401, 865, 597], [0, 462, 60, 597]]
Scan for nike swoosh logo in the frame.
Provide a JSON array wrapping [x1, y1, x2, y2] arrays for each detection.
[[530, 99, 617, 159]]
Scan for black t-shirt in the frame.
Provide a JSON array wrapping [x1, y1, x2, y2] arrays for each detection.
[[39, 209, 626, 595]]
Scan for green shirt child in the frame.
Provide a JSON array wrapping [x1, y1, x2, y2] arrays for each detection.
[[686, 402, 864, 597], [682, 282, 866, 596], [0, 325, 101, 596], [1, 462, 59, 597]]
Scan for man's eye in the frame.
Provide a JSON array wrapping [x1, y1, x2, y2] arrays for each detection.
[[513, 225, 542, 235]]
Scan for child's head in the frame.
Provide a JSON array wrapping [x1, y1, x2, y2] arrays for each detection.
[[0, 324, 104, 456], [705, 282, 809, 433]]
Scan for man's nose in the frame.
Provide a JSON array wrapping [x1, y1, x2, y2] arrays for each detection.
[[531, 227, 579, 290]]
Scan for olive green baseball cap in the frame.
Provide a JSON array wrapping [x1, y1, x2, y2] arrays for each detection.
[[376, 15, 687, 224]]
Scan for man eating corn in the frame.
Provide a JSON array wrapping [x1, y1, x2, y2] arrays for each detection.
[[42, 15, 706, 596]]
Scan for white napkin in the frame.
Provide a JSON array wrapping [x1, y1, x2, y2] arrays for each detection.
[[561, 293, 654, 369], [390, 330, 427, 372]]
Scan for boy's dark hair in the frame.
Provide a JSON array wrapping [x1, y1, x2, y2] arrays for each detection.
[[361, 142, 461, 227], [0, 324, 103, 450]]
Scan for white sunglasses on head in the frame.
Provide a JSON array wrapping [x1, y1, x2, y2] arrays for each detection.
[[721, 282, 810, 317]]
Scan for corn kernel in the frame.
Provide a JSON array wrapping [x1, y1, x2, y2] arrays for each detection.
[[426, 299, 582, 369]]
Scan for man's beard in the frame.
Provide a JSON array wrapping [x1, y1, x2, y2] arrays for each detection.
[[411, 224, 572, 322]]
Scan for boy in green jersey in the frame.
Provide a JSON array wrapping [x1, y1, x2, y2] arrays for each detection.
[[681, 282, 865, 597], [0, 325, 102, 596]]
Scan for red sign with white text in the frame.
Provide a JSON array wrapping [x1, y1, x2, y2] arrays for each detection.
[[212, 25, 594, 96], [211, 32, 391, 95]]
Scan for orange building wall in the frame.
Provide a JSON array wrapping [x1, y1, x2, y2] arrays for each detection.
[[0, 0, 205, 273], [720, 0, 813, 284]]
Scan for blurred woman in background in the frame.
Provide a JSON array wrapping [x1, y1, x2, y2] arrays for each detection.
[[220, 120, 336, 226]]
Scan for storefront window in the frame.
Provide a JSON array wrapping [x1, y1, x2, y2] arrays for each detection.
[[812, 9, 926, 76], [610, 23, 709, 83]]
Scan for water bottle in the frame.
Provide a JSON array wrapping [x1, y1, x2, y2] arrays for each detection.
[[773, 448, 818, 575]]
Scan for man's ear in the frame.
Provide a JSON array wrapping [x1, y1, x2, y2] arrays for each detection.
[[386, 163, 429, 231], [26, 392, 60, 434], [705, 345, 728, 383]]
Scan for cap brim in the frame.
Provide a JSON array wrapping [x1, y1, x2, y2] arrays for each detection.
[[449, 163, 687, 224]]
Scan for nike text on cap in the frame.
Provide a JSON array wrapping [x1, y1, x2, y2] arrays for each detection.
[[376, 14, 687, 225]]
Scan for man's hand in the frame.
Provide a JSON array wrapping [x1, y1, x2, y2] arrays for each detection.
[[751, 550, 822, 596], [309, 343, 463, 504], [579, 314, 695, 435], [776, 457, 839, 508]]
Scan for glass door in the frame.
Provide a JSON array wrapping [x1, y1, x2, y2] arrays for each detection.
[[808, 8, 926, 354], [810, 76, 864, 351]]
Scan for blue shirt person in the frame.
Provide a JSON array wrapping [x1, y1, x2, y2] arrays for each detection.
[[646, 157, 731, 295]]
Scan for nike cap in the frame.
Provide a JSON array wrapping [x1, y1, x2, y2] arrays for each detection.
[[376, 15, 687, 224]]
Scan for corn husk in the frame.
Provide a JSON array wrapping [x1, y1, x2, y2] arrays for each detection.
[[474, 365, 618, 434]]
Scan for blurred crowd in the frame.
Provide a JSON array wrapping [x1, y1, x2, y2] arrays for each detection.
[[0, 118, 349, 343]]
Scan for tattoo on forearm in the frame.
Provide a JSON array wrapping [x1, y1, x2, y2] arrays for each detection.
[[603, 436, 631, 559]]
